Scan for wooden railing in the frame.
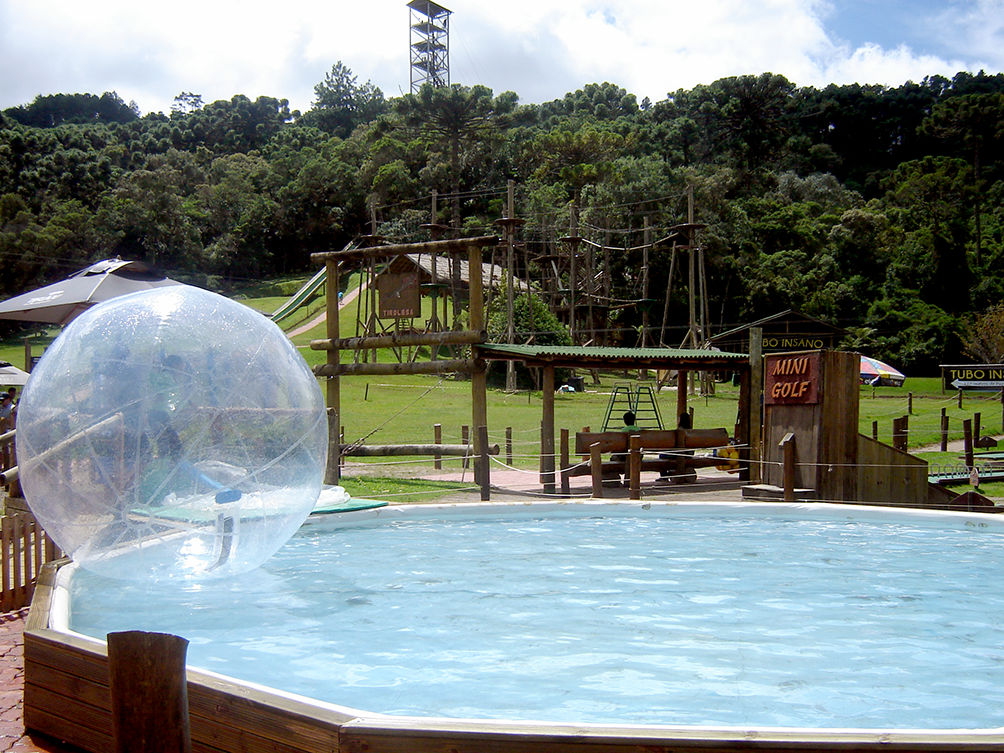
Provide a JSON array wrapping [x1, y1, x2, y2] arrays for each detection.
[[1, 512, 61, 612]]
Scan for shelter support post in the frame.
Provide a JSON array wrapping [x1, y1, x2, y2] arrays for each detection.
[[560, 429, 570, 495], [736, 368, 751, 482], [541, 365, 556, 492], [676, 370, 687, 423], [629, 434, 642, 500], [749, 327, 763, 483], [478, 425, 490, 501]]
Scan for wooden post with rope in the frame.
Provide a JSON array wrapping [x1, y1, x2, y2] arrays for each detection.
[[312, 237, 497, 491]]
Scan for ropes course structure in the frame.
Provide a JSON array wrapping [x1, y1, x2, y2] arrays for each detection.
[[360, 181, 712, 360]]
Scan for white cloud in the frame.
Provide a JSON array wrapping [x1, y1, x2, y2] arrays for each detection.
[[0, 0, 1000, 115], [820, 43, 970, 89], [932, 0, 1004, 71]]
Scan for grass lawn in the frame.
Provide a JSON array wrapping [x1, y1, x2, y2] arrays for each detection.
[[5, 280, 1004, 500]]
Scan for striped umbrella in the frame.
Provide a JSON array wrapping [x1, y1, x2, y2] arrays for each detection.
[[860, 355, 905, 387]]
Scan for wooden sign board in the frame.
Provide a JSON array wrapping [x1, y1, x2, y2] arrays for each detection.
[[941, 363, 1004, 391], [378, 272, 420, 318], [764, 351, 821, 405], [762, 335, 830, 351]]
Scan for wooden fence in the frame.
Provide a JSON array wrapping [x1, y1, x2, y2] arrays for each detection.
[[1, 512, 61, 612]]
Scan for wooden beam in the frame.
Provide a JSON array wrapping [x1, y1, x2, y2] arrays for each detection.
[[314, 359, 480, 378], [340, 444, 498, 457], [312, 236, 499, 263], [312, 330, 486, 351]]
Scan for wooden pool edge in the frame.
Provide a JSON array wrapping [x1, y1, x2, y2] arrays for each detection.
[[24, 560, 1004, 753]]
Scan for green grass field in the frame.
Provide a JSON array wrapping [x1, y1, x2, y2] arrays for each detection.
[[4, 279, 1002, 501]]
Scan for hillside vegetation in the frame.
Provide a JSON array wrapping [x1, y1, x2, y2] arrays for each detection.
[[3, 66, 1004, 373]]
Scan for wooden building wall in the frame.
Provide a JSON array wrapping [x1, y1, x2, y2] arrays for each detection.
[[762, 350, 859, 502]]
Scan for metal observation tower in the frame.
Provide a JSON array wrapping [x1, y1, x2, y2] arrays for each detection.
[[408, 0, 451, 92]]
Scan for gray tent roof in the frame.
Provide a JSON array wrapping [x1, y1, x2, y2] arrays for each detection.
[[0, 259, 181, 325]]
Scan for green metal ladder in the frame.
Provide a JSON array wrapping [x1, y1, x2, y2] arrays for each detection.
[[602, 383, 664, 431]]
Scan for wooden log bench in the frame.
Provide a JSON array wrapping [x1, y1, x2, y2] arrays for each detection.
[[560, 428, 731, 499]]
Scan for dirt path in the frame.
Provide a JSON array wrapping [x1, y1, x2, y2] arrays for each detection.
[[285, 281, 367, 339], [912, 435, 1003, 455]]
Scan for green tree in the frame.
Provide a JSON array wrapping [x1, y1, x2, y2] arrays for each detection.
[[921, 92, 1004, 268], [486, 293, 571, 388], [394, 84, 517, 229], [531, 126, 632, 205], [304, 62, 387, 139], [883, 156, 974, 314], [961, 303, 1004, 363]]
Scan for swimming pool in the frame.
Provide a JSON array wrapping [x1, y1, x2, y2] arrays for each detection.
[[58, 500, 1004, 731]]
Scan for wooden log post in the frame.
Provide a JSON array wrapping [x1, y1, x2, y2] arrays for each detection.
[[892, 416, 908, 453], [974, 411, 982, 443], [590, 442, 603, 498], [963, 418, 974, 470], [941, 408, 949, 452], [629, 434, 642, 501], [324, 259, 341, 485], [748, 326, 763, 483], [468, 240, 489, 494], [541, 365, 556, 493], [461, 425, 470, 471], [958, 388, 963, 409], [676, 370, 688, 429], [477, 425, 490, 501], [433, 423, 442, 470], [325, 409, 340, 484], [908, 392, 913, 415], [780, 432, 796, 503], [872, 420, 878, 441], [560, 429, 570, 495], [108, 631, 191, 753], [506, 427, 513, 466]]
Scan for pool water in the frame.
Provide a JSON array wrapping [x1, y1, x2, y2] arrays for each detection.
[[66, 504, 1004, 729]]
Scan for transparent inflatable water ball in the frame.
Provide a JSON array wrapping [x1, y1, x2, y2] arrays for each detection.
[[16, 286, 328, 581]]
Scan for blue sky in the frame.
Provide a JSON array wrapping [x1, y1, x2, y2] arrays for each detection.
[[1, 0, 1001, 116]]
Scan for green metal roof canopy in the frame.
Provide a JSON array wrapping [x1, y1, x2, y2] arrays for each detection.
[[476, 344, 749, 370]]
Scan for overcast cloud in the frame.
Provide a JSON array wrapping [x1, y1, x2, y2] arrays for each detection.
[[1, 0, 1002, 116]]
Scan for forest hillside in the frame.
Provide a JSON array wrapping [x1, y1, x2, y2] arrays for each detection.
[[2, 65, 1003, 373]]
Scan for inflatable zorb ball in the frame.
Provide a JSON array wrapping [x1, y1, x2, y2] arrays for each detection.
[[16, 286, 328, 581]]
